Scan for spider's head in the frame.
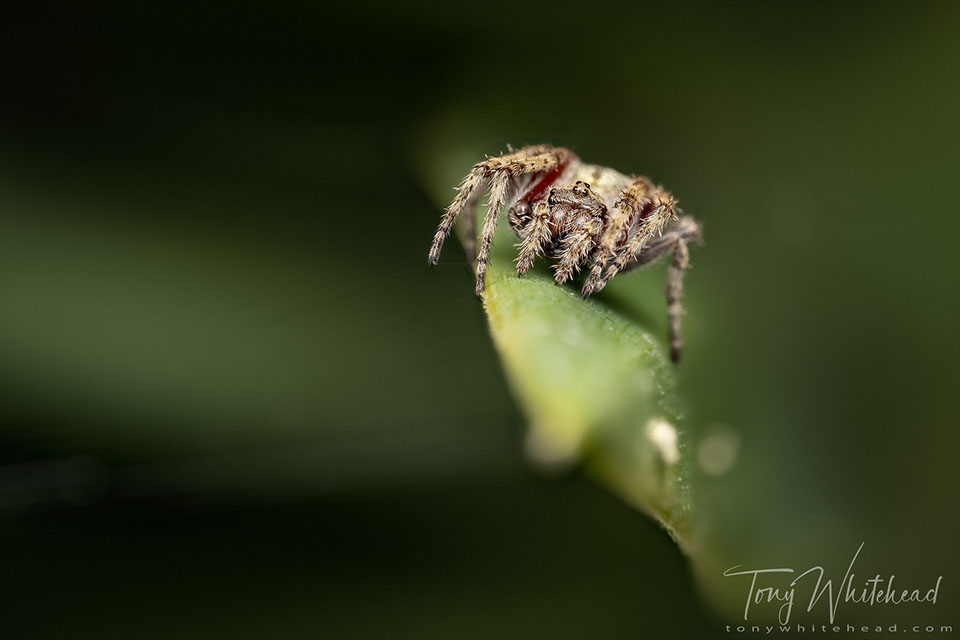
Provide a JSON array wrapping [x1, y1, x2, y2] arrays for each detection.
[[509, 199, 533, 230]]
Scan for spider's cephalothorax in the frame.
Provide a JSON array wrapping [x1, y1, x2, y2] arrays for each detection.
[[428, 144, 702, 362]]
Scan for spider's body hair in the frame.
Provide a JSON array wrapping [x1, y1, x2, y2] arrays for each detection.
[[428, 145, 702, 362]]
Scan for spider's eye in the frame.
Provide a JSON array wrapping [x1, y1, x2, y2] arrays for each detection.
[[511, 199, 532, 226]]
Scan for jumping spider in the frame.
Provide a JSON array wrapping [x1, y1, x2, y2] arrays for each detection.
[[428, 144, 702, 362]]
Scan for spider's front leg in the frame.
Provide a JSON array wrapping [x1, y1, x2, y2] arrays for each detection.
[[427, 145, 578, 296]]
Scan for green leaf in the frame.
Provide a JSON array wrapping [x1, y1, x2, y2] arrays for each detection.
[[479, 243, 694, 550]]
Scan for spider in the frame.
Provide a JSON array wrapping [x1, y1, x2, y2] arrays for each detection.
[[428, 144, 702, 362]]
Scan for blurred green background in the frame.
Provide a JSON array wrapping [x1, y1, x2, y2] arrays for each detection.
[[2, 1, 959, 637]]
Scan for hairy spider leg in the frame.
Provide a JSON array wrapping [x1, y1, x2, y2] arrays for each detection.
[[461, 189, 482, 263], [429, 161, 487, 266], [475, 148, 581, 295], [429, 145, 573, 270], [474, 171, 511, 296], [512, 162, 575, 273], [582, 176, 653, 295], [429, 146, 577, 293], [611, 215, 700, 363], [666, 237, 690, 363], [598, 185, 677, 291], [617, 216, 700, 272]]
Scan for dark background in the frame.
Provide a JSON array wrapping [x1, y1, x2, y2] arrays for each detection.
[[2, 2, 958, 638]]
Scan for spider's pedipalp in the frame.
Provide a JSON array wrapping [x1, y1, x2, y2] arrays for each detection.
[[554, 213, 602, 285], [515, 201, 551, 276]]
